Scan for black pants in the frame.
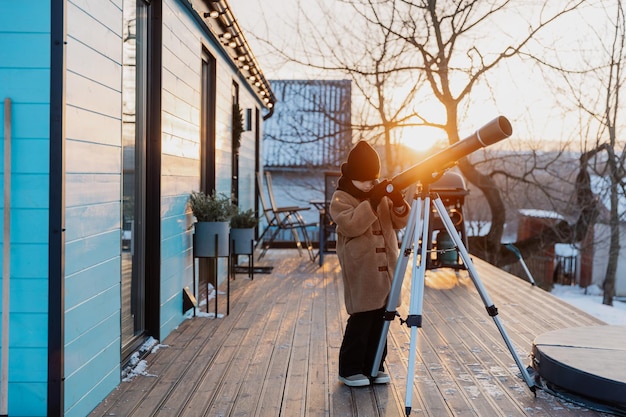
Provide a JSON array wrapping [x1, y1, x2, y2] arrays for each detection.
[[339, 307, 387, 377]]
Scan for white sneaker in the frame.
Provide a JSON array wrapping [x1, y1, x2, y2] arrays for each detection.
[[372, 371, 390, 384], [339, 373, 370, 387]]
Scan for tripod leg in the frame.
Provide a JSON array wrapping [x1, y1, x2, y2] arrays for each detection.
[[370, 196, 422, 378], [431, 196, 537, 392], [404, 195, 430, 416]]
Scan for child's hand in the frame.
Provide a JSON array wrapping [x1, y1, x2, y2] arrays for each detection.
[[368, 180, 390, 209], [389, 189, 405, 207]]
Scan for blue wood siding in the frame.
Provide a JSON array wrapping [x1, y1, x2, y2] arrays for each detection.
[[0, 0, 51, 415], [63, 0, 123, 415], [159, 0, 263, 338], [2, 0, 267, 415], [161, 0, 202, 337]]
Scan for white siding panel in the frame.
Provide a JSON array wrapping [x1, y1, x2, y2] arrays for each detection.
[[163, 67, 199, 114], [67, 1, 122, 62], [162, 89, 199, 133], [66, 174, 120, 208], [66, 39, 121, 91], [66, 139, 121, 174], [66, 71, 121, 119], [161, 129, 199, 159], [67, 0, 122, 64], [69, 0, 122, 34], [66, 106, 121, 148], [63, 1, 123, 416]]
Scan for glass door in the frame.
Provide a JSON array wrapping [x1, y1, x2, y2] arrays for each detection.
[[121, 0, 148, 357]]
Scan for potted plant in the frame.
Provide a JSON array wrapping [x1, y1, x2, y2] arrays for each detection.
[[189, 191, 236, 257], [230, 208, 259, 255]]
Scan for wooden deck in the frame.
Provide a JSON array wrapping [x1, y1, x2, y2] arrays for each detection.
[[89, 250, 612, 417]]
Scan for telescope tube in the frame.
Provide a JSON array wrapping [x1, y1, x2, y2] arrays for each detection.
[[389, 116, 512, 192]]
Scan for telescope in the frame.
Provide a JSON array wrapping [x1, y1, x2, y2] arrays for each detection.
[[371, 115, 539, 402], [387, 116, 512, 193]]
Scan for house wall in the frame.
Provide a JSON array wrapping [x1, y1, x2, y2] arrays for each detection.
[[517, 215, 556, 289], [63, 1, 124, 416], [0, 2, 53, 416], [592, 223, 626, 297], [159, 0, 261, 337], [160, 0, 201, 340], [1, 0, 267, 416]]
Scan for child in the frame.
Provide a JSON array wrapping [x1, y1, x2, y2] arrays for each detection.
[[330, 141, 410, 387]]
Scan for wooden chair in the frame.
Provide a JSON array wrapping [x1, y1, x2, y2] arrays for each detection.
[[256, 172, 316, 261]]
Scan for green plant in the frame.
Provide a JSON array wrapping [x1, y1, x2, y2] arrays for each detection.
[[232, 102, 244, 151], [230, 208, 259, 229], [189, 191, 237, 222]]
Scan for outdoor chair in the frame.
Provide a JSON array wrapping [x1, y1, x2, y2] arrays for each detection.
[[256, 172, 316, 261], [316, 171, 340, 266]]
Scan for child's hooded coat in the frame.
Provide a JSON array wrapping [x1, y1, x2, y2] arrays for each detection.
[[330, 191, 409, 314]]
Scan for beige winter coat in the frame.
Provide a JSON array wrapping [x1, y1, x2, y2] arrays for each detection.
[[330, 190, 410, 314]]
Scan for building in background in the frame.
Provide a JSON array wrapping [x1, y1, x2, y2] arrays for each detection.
[[264, 79, 352, 169], [261, 80, 352, 233]]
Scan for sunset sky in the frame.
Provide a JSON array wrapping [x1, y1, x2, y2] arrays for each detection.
[[229, 0, 614, 152]]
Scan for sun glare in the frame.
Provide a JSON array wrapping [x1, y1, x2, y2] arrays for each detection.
[[399, 125, 446, 152]]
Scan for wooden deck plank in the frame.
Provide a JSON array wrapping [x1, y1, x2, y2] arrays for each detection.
[[181, 272, 290, 417], [92, 311, 220, 416], [255, 268, 307, 416], [306, 272, 331, 417], [425, 290, 527, 416], [89, 250, 613, 417], [397, 268, 480, 417], [323, 262, 360, 417], [281, 275, 314, 416], [228, 277, 299, 416], [160, 313, 248, 416]]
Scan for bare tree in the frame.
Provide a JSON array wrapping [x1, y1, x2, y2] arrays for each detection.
[[248, 0, 607, 269], [595, 1, 626, 306], [372, 0, 591, 263], [537, 0, 626, 305]]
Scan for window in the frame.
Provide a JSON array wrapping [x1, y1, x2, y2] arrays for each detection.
[[121, 0, 148, 357]]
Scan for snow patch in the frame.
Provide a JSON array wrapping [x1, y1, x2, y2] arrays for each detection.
[[551, 284, 626, 325], [121, 336, 168, 382]]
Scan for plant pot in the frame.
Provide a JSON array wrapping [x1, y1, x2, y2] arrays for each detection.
[[230, 228, 255, 255], [194, 221, 230, 257]]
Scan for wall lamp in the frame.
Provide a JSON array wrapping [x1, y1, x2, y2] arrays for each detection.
[[203, 10, 221, 18]]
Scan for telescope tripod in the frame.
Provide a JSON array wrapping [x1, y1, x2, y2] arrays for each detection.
[[371, 190, 536, 416]]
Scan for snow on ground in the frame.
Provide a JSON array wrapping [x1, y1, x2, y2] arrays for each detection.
[[551, 284, 626, 325], [122, 336, 167, 381]]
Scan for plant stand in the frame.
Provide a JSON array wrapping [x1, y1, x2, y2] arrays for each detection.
[[193, 233, 230, 316], [230, 229, 255, 280], [231, 239, 255, 280]]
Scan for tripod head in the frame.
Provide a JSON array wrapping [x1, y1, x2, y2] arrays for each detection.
[[386, 116, 512, 193]]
